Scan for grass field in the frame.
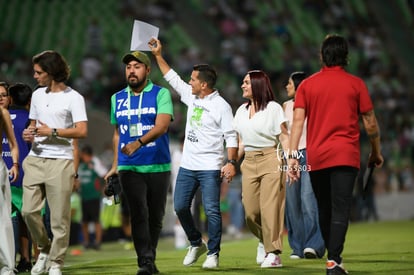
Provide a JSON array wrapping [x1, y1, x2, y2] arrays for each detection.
[[21, 220, 414, 274]]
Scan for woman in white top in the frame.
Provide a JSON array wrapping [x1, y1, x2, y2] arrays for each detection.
[[233, 70, 288, 269], [283, 72, 325, 260]]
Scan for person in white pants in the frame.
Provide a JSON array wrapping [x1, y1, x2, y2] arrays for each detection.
[[0, 95, 20, 275], [0, 163, 15, 275]]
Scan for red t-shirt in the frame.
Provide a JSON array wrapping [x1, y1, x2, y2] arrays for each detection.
[[294, 66, 373, 171]]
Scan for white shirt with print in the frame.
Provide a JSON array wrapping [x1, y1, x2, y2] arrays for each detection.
[[164, 69, 237, 170]]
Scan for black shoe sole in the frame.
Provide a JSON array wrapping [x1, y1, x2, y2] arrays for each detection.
[[304, 252, 318, 259], [137, 271, 152, 275], [137, 264, 155, 275], [16, 261, 33, 272], [327, 266, 348, 275]]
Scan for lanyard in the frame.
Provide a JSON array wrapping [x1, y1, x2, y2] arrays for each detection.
[[126, 86, 144, 122]]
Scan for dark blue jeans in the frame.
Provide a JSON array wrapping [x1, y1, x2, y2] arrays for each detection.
[[12, 214, 20, 257], [173, 167, 222, 255], [227, 186, 244, 231], [285, 149, 325, 257], [310, 166, 358, 264], [12, 212, 33, 261]]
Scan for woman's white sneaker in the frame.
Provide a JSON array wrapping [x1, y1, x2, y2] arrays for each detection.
[[260, 253, 282, 268]]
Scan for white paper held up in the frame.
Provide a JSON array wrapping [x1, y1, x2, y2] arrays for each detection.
[[130, 20, 159, 51]]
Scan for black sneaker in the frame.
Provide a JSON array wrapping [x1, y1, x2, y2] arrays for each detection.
[[153, 264, 159, 274], [92, 242, 101, 250], [137, 263, 154, 275], [16, 258, 32, 273], [304, 248, 318, 259], [326, 260, 348, 275]]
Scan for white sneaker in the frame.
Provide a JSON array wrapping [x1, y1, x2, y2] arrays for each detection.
[[261, 252, 283, 268], [0, 267, 16, 275], [290, 254, 301, 259], [182, 241, 207, 266], [202, 254, 219, 268], [48, 265, 62, 275], [256, 242, 265, 264], [304, 247, 318, 259], [31, 252, 49, 275]]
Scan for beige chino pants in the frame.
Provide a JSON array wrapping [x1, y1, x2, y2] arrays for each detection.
[[22, 156, 74, 267], [241, 147, 286, 254]]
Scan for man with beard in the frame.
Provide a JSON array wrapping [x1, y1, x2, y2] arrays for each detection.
[[105, 51, 173, 275]]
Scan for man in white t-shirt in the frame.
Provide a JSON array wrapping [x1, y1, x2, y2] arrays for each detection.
[[149, 38, 238, 269], [22, 50, 88, 275]]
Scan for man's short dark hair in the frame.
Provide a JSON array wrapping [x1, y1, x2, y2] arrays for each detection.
[[81, 144, 93, 155], [193, 64, 217, 89], [9, 83, 32, 106]]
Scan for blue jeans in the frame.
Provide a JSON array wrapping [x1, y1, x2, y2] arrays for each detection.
[[285, 149, 325, 257], [174, 167, 222, 255], [227, 186, 244, 231], [12, 215, 20, 257]]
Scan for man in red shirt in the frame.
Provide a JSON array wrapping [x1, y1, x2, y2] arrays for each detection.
[[287, 34, 383, 275]]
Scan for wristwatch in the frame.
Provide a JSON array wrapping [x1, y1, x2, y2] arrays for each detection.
[[52, 128, 58, 137], [227, 159, 237, 166]]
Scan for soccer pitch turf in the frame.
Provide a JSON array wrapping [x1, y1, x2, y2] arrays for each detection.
[[21, 220, 414, 274]]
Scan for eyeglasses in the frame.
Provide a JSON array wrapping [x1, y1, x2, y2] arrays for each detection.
[[0, 94, 9, 98]]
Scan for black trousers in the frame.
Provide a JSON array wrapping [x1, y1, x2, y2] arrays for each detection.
[[310, 166, 358, 264], [119, 170, 170, 266]]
